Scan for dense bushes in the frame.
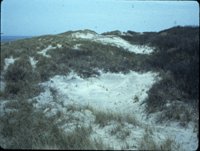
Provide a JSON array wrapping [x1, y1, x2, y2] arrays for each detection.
[[122, 26, 199, 100], [36, 57, 65, 81], [124, 26, 199, 119], [146, 71, 184, 113], [44, 41, 147, 78], [148, 26, 199, 101], [121, 31, 156, 45], [143, 26, 199, 117], [4, 56, 41, 98]]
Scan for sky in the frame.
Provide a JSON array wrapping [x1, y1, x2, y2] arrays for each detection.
[[1, 0, 199, 36]]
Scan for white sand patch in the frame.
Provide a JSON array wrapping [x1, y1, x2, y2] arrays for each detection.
[[57, 44, 62, 48], [71, 32, 154, 54], [73, 44, 82, 50], [72, 32, 97, 39], [4, 56, 18, 71], [95, 36, 154, 54], [29, 57, 38, 69], [31, 70, 198, 150], [39, 70, 158, 114], [33, 88, 54, 108], [37, 45, 56, 58], [119, 31, 127, 36]]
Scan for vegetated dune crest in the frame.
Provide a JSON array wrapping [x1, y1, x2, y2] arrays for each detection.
[[69, 30, 154, 54]]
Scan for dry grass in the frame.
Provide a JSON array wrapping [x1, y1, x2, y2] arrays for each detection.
[[0, 100, 112, 149], [138, 127, 181, 150], [61, 104, 140, 128], [110, 123, 131, 140], [91, 109, 139, 127]]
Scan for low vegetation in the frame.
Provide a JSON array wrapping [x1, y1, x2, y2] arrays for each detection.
[[0, 26, 198, 149], [57, 103, 139, 128], [138, 130, 181, 150], [122, 26, 199, 123], [3, 55, 41, 99], [92, 109, 139, 127], [0, 99, 112, 149], [110, 123, 131, 140]]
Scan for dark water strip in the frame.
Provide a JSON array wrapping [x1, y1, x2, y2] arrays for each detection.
[[1, 36, 33, 42]]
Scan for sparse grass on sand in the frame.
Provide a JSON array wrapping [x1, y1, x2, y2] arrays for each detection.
[[0, 100, 112, 149]]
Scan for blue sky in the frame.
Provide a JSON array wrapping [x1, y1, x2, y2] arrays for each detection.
[[1, 0, 199, 36]]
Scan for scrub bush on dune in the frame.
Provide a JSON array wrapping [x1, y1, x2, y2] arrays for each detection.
[[0, 26, 198, 150], [4, 56, 41, 98], [138, 26, 199, 124], [0, 99, 112, 149]]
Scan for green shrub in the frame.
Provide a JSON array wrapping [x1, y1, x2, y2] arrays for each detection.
[[4, 56, 41, 98]]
